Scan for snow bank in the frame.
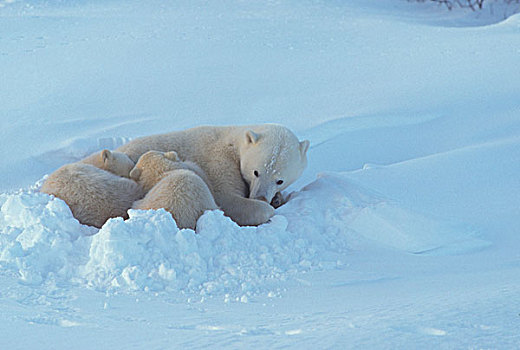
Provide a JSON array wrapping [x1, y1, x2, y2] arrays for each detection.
[[84, 209, 315, 296], [0, 173, 487, 298]]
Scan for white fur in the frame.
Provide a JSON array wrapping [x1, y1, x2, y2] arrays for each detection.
[[116, 124, 309, 226], [40, 163, 145, 228], [129, 151, 217, 230], [81, 149, 135, 178], [133, 170, 217, 230], [129, 150, 211, 193]]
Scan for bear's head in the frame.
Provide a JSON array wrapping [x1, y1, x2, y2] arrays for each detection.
[[130, 150, 210, 192], [239, 124, 309, 204], [100, 149, 135, 178], [129, 150, 180, 191]]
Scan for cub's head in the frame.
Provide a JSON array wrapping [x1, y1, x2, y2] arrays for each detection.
[[100, 150, 135, 178], [129, 150, 209, 192], [129, 150, 180, 191], [239, 125, 309, 204]]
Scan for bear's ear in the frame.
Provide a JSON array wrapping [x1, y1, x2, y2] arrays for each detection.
[[164, 151, 179, 161], [101, 149, 112, 164], [129, 167, 142, 181], [299, 140, 310, 157], [245, 130, 260, 145]]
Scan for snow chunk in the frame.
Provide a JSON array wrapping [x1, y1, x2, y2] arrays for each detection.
[[83, 209, 184, 292], [0, 191, 92, 285]]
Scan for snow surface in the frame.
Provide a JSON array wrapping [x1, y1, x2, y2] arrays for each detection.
[[1, 0, 520, 348]]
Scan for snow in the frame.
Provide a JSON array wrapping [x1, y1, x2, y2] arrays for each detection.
[[1, 0, 520, 348], [10, 174, 482, 296]]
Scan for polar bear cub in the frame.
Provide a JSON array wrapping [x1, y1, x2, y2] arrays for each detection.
[[128, 150, 211, 193], [130, 151, 217, 230], [81, 149, 135, 178], [40, 163, 145, 228]]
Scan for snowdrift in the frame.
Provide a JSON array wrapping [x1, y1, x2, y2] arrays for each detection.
[[0, 172, 487, 299]]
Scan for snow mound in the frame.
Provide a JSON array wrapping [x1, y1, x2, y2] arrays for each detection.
[[0, 173, 488, 297], [0, 191, 93, 285], [83, 209, 325, 296], [282, 173, 489, 255]]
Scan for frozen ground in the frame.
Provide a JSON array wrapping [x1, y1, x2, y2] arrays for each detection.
[[1, 0, 520, 348]]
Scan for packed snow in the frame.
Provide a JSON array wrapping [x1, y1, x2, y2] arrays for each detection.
[[1, 0, 520, 349]]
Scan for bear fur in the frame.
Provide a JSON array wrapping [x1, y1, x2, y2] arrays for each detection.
[[114, 124, 309, 226], [81, 149, 135, 178], [128, 150, 211, 193], [40, 163, 145, 228], [130, 151, 218, 230]]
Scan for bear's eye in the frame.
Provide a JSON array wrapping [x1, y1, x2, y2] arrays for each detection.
[[254, 170, 259, 177], [277, 180, 284, 185]]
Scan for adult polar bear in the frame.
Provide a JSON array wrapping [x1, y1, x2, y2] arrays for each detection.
[[115, 124, 309, 226]]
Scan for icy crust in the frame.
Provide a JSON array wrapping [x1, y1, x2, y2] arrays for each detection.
[[0, 174, 487, 297]]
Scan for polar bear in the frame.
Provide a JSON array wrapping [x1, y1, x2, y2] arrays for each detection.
[[112, 124, 309, 226], [40, 163, 145, 228], [81, 149, 135, 178], [129, 151, 218, 230]]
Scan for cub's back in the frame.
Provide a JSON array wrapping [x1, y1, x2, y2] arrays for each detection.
[[41, 163, 144, 228]]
